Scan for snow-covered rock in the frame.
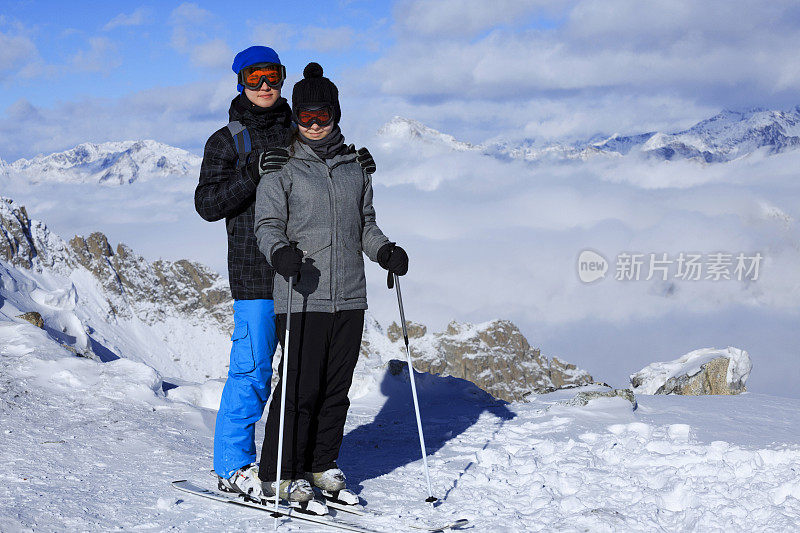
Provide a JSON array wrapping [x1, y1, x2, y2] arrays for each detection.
[[0, 139, 201, 185], [560, 387, 638, 409], [630, 347, 752, 395]]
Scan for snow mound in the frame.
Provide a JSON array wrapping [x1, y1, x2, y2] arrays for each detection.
[[167, 379, 226, 410]]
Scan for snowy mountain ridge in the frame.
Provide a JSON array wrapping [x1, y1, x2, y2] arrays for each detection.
[[4, 105, 797, 189], [588, 106, 800, 162], [380, 106, 800, 163], [0, 139, 201, 185]]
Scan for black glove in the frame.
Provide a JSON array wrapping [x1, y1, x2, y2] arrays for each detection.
[[356, 147, 376, 174], [271, 245, 303, 279], [246, 147, 290, 179], [377, 243, 408, 276]]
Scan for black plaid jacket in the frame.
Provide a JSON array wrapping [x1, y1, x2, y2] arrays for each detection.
[[195, 93, 293, 300]]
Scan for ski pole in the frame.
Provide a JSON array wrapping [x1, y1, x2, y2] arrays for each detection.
[[273, 248, 297, 527], [389, 272, 437, 503]]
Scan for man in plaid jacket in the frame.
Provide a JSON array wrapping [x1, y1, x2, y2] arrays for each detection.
[[195, 45, 293, 499]]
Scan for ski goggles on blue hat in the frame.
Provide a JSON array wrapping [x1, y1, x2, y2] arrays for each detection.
[[238, 63, 286, 90], [294, 104, 335, 128]]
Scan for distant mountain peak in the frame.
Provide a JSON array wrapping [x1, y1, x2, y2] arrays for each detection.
[[377, 116, 477, 152], [2, 140, 201, 185]]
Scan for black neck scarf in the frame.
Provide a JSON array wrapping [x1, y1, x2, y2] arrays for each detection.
[[299, 125, 348, 160]]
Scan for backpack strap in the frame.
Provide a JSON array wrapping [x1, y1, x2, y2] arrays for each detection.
[[226, 120, 252, 170]]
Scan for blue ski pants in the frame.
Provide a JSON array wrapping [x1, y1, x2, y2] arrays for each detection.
[[213, 299, 278, 479]]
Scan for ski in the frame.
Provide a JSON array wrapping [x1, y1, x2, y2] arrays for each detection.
[[201, 471, 468, 531], [172, 480, 381, 533], [322, 496, 469, 532]]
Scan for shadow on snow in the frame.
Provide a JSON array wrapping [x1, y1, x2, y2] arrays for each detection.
[[339, 362, 515, 500]]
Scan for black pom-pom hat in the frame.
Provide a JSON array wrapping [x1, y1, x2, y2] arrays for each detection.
[[292, 62, 341, 124]]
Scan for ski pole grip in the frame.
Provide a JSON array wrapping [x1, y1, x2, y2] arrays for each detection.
[[288, 240, 300, 285]]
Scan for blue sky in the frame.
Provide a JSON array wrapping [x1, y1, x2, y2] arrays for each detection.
[[1, 1, 799, 160], [0, 1, 393, 111]]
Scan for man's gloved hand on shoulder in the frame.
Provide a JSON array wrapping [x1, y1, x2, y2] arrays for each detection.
[[246, 147, 290, 180]]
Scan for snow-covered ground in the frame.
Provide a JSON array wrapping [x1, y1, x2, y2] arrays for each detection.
[[2, 316, 800, 532]]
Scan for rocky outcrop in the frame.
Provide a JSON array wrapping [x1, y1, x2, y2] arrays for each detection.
[[386, 319, 594, 403], [387, 321, 427, 341], [0, 201, 37, 269], [17, 312, 44, 329], [630, 347, 751, 395]]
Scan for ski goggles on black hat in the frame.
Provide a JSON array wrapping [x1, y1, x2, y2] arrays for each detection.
[[238, 63, 286, 90], [294, 104, 335, 128]]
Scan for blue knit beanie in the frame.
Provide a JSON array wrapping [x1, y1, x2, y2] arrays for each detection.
[[232, 46, 282, 92]]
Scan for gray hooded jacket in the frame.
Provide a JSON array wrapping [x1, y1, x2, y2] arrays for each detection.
[[254, 138, 390, 313]]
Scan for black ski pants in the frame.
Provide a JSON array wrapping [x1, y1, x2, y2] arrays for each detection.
[[259, 310, 364, 481]]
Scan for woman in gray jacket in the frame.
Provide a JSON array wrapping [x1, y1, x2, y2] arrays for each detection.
[[254, 63, 408, 503]]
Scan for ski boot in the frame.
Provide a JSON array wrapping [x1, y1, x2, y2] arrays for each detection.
[[263, 478, 328, 515], [308, 468, 360, 506], [217, 463, 265, 503]]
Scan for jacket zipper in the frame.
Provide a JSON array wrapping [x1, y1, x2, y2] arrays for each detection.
[[327, 166, 338, 312]]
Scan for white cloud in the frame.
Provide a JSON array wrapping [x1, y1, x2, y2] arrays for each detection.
[[0, 26, 38, 79], [169, 2, 230, 70], [170, 2, 213, 26], [249, 22, 296, 52], [0, 77, 233, 161], [295, 26, 355, 52], [394, 0, 563, 38], [250, 23, 363, 53], [103, 7, 151, 31], [191, 38, 231, 68], [70, 37, 120, 73], [357, 134, 800, 336]]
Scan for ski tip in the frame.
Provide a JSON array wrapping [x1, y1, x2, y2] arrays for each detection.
[[431, 519, 470, 532], [172, 480, 188, 484]]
